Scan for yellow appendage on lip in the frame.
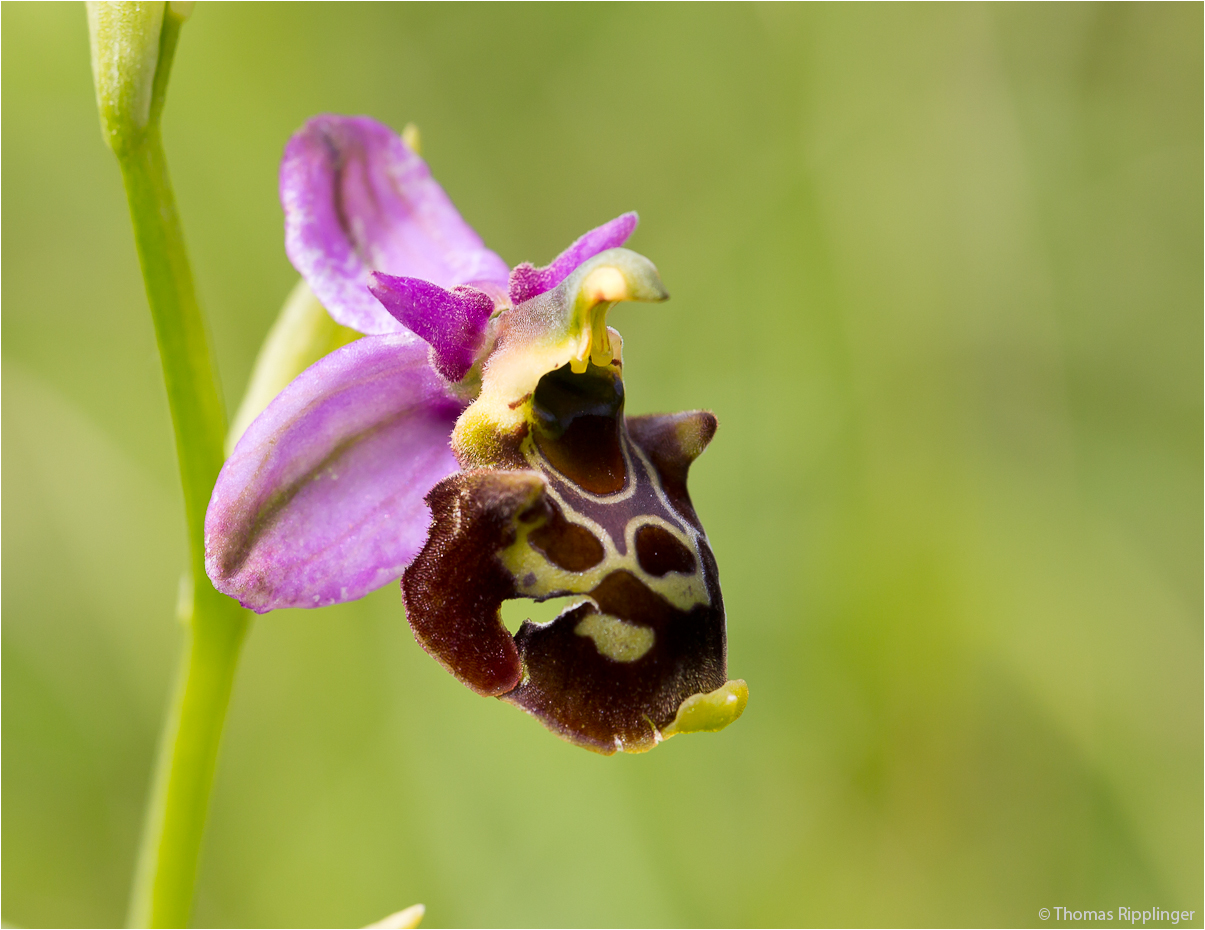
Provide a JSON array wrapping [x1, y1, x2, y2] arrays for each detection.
[[662, 679, 749, 738]]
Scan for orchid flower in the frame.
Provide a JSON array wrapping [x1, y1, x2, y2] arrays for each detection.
[[205, 115, 746, 753]]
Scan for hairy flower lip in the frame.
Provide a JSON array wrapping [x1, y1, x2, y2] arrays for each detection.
[[405, 250, 735, 753], [405, 396, 736, 753]]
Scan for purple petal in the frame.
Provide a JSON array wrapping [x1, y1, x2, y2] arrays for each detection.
[[368, 274, 494, 382], [205, 335, 464, 613], [281, 114, 511, 335], [508, 212, 638, 306]]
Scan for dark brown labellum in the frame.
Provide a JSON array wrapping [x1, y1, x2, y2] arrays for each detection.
[[404, 350, 734, 752]]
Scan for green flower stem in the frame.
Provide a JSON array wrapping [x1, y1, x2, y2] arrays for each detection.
[[116, 132, 226, 569], [97, 12, 250, 927], [128, 582, 247, 929]]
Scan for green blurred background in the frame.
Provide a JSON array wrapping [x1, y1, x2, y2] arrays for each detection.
[[3, 3, 1201, 927]]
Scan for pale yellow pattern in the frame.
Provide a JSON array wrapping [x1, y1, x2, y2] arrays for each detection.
[[497, 437, 709, 616], [574, 612, 655, 663]]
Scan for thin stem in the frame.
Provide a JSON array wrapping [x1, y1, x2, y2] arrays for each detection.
[[107, 18, 250, 927], [119, 133, 225, 572], [128, 585, 247, 928]]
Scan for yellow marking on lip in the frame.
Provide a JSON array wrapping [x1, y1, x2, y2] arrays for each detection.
[[574, 612, 655, 662], [498, 447, 710, 615]]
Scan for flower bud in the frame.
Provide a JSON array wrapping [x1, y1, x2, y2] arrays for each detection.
[[86, 1, 191, 152]]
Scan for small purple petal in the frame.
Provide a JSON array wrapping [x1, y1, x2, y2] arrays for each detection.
[[205, 335, 464, 613], [368, 274, 494, 382], [508, 212, 638, 306], [282, 114, 511, 335]]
